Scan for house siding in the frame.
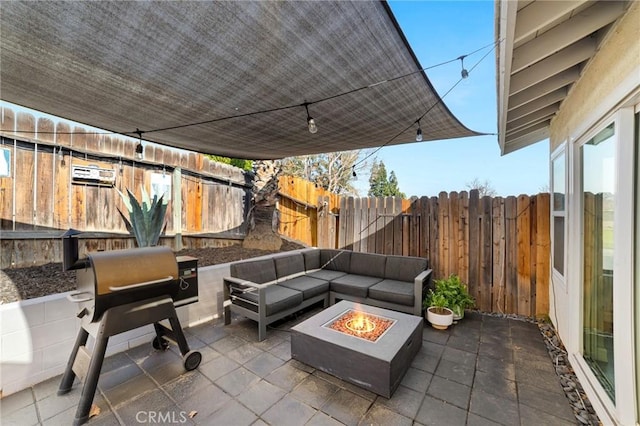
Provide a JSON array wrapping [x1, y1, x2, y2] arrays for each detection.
[[549, 2, 639, 150]]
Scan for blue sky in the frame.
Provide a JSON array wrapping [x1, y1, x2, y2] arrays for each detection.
[[355, 1, 549, 197]]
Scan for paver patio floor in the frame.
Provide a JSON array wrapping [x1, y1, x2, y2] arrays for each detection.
[[1, 310, 577, 425]]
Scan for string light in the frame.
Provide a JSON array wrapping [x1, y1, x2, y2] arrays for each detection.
[[304, 104, 318, 134], [415, 120, 423, 142], [459, 55, 469, 79], [135, 128, 144, 160], [58, 147, 65, 166]]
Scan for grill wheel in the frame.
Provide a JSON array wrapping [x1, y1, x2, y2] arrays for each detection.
[[183, 350, 202, 371]]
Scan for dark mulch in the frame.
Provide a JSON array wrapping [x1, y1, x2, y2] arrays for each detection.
[[0, 240, 305, 304]]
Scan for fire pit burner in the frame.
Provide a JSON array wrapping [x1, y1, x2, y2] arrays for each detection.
[[324, 309, 395, 342]]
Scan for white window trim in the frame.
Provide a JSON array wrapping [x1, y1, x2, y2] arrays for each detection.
[[550, 143, 567, 289], [568, 106, 637, 426]]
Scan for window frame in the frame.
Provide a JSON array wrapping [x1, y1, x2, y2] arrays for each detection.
[[550, 143, 567, 286]]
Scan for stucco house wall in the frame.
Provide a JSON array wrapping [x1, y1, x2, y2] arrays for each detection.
[[550, 2, 639, 150]]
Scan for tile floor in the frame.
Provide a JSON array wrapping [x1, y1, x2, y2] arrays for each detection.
[[0, 309, 577, 425]]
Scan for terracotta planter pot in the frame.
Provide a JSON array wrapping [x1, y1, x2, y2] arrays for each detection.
[[426, 306, 453, 330]]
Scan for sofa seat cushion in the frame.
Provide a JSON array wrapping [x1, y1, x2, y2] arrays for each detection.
[[368, 279, 414, 306], [307, 269, 347, 282], [233, 285, 303, 316], [279, 276, 329, 300], [330, 274, 383, 298]]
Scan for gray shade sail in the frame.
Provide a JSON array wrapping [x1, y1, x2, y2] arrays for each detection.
[[1, 1, 478, 159]]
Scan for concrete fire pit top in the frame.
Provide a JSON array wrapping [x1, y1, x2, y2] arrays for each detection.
[[291, 301, 423, 362]]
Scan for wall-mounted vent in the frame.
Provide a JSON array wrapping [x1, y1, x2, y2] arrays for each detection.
[[71, 165, 116, 185]]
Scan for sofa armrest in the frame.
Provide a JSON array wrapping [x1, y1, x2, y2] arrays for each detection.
[[223, 276, 274, 291], [223, 276, 275, 325], [413, 269, 433, 316]]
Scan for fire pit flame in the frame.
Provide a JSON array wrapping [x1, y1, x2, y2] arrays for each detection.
[[345, 312, 376, 334], [325, 309, 395, 342]]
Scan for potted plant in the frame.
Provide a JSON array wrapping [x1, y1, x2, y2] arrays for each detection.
[[434, 275, 475, 320], [423, 289, 454, 330]]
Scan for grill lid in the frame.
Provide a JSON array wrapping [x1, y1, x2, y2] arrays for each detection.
[[88, 246, 178, 295]]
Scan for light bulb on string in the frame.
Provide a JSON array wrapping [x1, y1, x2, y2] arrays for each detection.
[[135, 128, 144, 160], [58, 147, 66, 167], [459, 55, 469, 79], [415, 120, 423, 142], [304, 104, 318, 134]]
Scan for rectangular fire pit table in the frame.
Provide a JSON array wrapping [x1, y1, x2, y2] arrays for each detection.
[[291, 301, 423, 398]]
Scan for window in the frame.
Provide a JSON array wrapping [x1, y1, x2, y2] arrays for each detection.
[[581, 122, 615, 401], [551, 149, 566, 276]]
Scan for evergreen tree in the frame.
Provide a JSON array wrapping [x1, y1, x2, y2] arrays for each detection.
[[388, 171, 406, 198], [368, 161, 388, 196], [368, 161, 405, 197]]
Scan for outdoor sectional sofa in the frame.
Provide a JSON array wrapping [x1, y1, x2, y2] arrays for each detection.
[[223, 248, 432, 341]]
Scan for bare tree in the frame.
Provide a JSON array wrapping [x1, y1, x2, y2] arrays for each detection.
[[465, 178, 497, 197], [242, 160, 283, 250], [280, 150, 370, 195]]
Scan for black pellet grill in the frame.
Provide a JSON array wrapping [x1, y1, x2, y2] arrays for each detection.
[[58, 232, 201, 426]]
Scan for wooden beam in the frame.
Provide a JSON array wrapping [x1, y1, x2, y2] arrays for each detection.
[[514, 0, 588, 44], [503, 126, 550, 154], [507, 88, 566, 122], [510, 37, 595, 95], [505, 120, 550, 142], [508, 67, 579, 110], [512, 1, 625, 73], [506, 104, 558, 132]]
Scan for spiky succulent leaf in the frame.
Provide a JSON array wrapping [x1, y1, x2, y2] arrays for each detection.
[[116, 186, 167, 247]]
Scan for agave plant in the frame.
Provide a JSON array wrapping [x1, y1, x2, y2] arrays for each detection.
[[117, 187, 168, 247]]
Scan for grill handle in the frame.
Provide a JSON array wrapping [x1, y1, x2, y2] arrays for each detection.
[[67, 291, 93, 303], [108, 276, 174, 292]]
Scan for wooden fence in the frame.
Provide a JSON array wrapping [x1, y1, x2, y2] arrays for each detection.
[[278, 175, 341, 247], [278, 178, 551, 317], [0, 107, 251, 267]]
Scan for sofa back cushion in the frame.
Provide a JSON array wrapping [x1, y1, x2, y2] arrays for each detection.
[[350, 252, 386, 277], [385, 255, 427, 282], [274, 253, 306, 278], [230, 258, 277, 284], [302, 249, 321, 270], [320, 249, 351, 272]]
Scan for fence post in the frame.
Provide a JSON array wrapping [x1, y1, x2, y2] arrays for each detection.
[[173, 167, 182, 251]]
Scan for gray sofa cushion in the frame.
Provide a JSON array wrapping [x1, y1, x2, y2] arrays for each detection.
[[234, 284, 303, 316], [320, 249, 351, 272], [230, 258, 276, 284], [369, 279, 414, 306], [278, 276, 329, 300], [350, 252, 386, 277], [302, 249, 320, 270], [274, 253, 305, 278], [330, 274, 383, 298], [385, 255, 427, 282], [307, 269, 347, 281]]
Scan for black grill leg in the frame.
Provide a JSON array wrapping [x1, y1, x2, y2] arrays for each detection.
[[73, 333, 109, 426], [168, 316, 190, 356], [58, 328, 89, 395]]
